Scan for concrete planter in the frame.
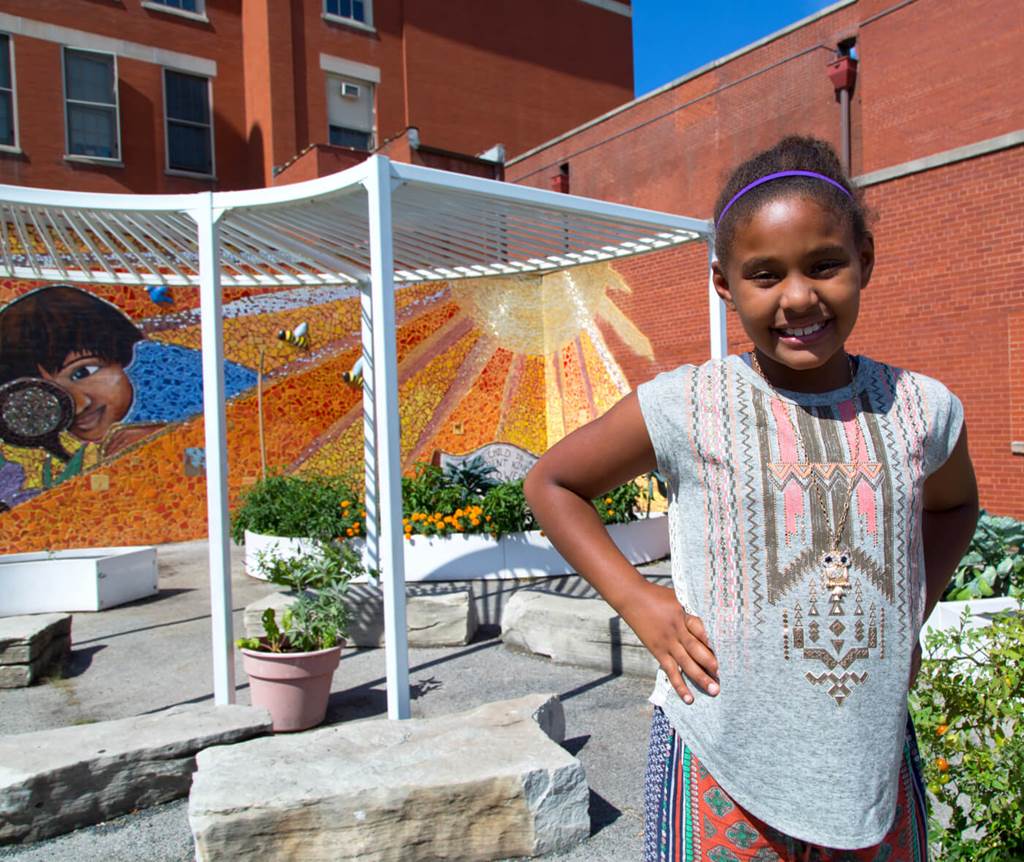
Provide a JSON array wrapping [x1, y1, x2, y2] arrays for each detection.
[[245, 513, 669, 582], [243, 530, 321, 580], [0, 547, 158, 615]]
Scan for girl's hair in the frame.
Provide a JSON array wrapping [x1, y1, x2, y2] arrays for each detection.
[[0, 285, 142, 381], [713, 136, 870, 267]]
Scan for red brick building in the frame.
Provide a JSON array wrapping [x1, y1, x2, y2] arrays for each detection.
[[0, 0, 633, 193], [508, 0, 1024, 518]]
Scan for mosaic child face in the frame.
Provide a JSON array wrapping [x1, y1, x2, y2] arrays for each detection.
[[40, 351, 134, 443], [713, 194, 874, 391]]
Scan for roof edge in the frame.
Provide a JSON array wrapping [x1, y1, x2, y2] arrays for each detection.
[[507, 0, 857, 167]]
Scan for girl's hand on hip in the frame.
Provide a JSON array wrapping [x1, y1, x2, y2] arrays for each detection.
[[619, 581, 719, 704]]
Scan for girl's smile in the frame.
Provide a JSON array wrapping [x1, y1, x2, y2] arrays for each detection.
[[713, 194, 874, 392]]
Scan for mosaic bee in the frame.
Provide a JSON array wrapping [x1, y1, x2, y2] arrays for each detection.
[[341, 356, 364, 389], [277, 321, 309, 349]]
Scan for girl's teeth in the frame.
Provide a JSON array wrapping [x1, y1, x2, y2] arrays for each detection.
[[783, 322, 825, 336]]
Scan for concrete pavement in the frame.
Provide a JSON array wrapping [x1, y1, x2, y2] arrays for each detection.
[[0, 540, 669, 861]]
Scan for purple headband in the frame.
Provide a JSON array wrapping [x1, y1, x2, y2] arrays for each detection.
[[716, 170, 853, 227]]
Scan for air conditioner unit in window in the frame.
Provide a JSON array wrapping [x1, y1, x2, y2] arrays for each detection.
[[341, 82, 360, 99]]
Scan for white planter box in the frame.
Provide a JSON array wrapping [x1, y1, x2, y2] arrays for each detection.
[[920, 596, 1020, 649], [0, 547, 159, 615], [244, 531, 322, 580], [245, 514, 669, 582]]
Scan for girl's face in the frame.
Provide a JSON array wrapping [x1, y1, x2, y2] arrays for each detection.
[[712, 194, 874, 392], [39, 351, 134, 443]]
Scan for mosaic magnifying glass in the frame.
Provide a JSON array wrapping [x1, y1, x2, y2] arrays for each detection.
[[0, 378, 75, 461]]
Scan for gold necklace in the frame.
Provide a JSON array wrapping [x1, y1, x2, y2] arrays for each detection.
[[749, 350, 859, 598]]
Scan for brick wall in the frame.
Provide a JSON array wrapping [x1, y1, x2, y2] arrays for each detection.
[[0, 0, 634, 191], [509, 0, 1024, 518]]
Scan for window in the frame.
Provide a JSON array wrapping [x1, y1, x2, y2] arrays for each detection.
[[150, 0, 201, 10], [64, 48, 119, 160], [326, 73, 374, 151], [164, 70, 213, 175], [0, 35, 15, 148], [324, 0, 372, 27]]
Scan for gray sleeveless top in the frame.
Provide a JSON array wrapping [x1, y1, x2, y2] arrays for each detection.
[[636, 353, 963, 848]]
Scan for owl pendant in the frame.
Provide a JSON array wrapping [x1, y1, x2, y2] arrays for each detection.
[[821, 548, 851, 598]]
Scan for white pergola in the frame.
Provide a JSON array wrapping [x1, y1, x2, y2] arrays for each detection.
[[0, 156, 722, 719]]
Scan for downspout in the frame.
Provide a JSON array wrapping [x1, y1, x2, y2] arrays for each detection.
[[827, 49, 858, 175]]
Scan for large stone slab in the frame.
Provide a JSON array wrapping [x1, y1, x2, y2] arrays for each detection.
[[244, 584, 479, 647], [189, 693, 588, 861], [0, 613, 72, 688], [0, 705, 271, 844], [501, 589, 657, 677]]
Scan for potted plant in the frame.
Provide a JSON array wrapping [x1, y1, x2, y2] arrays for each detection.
[[236, 540, 360, 732]]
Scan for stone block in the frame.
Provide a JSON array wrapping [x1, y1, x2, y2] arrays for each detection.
[[0, 614, 72, 688], [0, 613, 72, 664], [0, 705, 271, 844], [244, 585, 479, 648], [0, 635, 70, 688], [189, 693, 588, 861], [501, 590, 657, 677]]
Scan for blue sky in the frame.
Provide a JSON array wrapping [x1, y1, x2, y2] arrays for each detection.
[[632, 0, 837, 97]]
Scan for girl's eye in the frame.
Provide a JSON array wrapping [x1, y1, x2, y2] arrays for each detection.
[[811, 261, 842, 276], [69, 364, 101, 382]]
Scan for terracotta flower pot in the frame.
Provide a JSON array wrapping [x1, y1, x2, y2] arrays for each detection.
[[240, 644, 342, 732]]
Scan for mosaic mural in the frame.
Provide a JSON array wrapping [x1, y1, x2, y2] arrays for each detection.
[[0, 261, 653, 551]]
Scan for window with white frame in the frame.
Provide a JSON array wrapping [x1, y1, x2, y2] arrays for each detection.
[[164, 69, 213, 175], [326, 73, 374, 150], [324, 0, 372, 27], [64, 48, 119, 160], [0, 35, 14, 148], [150, 0, 202, 11]]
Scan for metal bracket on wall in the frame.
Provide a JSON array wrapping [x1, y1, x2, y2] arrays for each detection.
[[1012, 441, 1024, 456]]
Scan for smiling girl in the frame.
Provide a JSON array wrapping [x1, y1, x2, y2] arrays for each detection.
[[525, 137, 979, 860]]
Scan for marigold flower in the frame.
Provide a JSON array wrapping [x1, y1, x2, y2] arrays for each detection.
[[346, 528, 354, 536], [485, 515, 492, 522], [605, 497, 613, 504], [341, 500, 351, 507], [471, 518, 480, 526], [607, 508, 614, 515], [935, 757, 950, 773]]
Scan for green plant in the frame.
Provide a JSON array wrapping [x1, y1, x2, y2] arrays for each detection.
[[257, 539, 364, 592], [442, 455, 499, 503], [481, 479, 535, 536], [909, 604, 1024, 861], [945, 511, 1024, 601], [401, 463, 464, 517], [594, 480, 641, 525], [236, 584, 350, 654], [230, 473, 362, 543]]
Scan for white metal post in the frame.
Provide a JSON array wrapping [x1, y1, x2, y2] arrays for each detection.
[[192, 194, 235, 706], [359, 277, 379, 578], [707, 237, 727, 360], [364, 155, 411, 720]]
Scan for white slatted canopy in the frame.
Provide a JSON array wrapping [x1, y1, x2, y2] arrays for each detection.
[[0, 156, 720, 719]]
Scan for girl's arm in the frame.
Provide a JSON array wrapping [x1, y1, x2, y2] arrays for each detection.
[[921, 426, 979, 622], [524, 391, 719, 704]]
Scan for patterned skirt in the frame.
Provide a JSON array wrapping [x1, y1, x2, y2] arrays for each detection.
[[642, 708, 928, 862]]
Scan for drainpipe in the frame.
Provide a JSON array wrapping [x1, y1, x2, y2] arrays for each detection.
[[827, 51, 858, 175]]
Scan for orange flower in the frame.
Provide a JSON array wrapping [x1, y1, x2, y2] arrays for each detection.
[[346, 528, 354, 537], [935, 757, 950, 773], [471, 518, 480, 526], [607, 508, 614, 515], [605, 497, 613, 504], [485, 515, 492, 522], [341, 500, 351, 508], [353, 522, 361, 531], [936, 724, 949, 736]]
